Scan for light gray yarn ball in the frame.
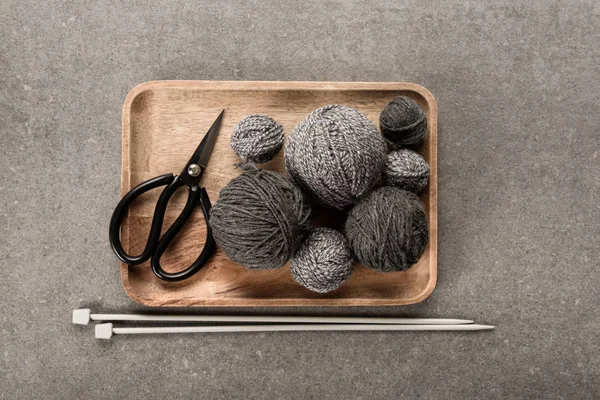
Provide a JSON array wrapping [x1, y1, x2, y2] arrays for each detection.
[[285, 104, 387, 210], [345, 186, 428, 272], [231, 115, 285, 164], [383, 149, 430, 193], [290, 228, 354, 293], [209, 164, 311, 270]]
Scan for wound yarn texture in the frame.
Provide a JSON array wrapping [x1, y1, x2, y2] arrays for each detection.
[[285, 104, 387, 210], [383, 149, 430, 193], [379, 96, 427, 148], [290, 227, 354, 293], [231, 115, 285, 164], [345, 186, 428, 272], [209, 164, 311, 270]]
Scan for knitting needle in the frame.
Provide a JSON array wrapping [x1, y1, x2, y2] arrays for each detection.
[[73, 309, 473, 326], [95, 323, 495, 339]]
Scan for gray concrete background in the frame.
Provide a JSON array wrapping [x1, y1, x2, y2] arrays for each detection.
[[1, 0, 598, 399]]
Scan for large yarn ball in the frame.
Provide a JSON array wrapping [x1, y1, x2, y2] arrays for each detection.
[[285, 104, 387, 209], [379, 96, 427, 148], [290, 228, 354, 293], [383, 149, 430, 193], [230, 115, 284, 164], [345, 186, 428, 272], [209, 165, 311, 270]]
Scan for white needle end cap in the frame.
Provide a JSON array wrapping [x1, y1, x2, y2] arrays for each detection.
[[72, 309, 92, 325], [95, 323, 114, 339]]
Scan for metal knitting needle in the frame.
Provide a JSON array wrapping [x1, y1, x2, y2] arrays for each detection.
[[73, 309, 473, 326], [95, 323, 495, 339]]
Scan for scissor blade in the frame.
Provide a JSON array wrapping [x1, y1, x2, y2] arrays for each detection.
[[194, 109, 224, 169]]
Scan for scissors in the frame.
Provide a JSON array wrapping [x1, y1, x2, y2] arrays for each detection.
[[109, 110, 224, 282]]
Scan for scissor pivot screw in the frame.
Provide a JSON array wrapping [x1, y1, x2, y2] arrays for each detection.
[[187, 164, 201, 177]]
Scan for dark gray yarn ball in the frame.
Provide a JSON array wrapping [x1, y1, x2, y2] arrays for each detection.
[[290, 228, 354, 293], [209, 165, 311, 270], [379, 96, 427, 148], [231, 115, 285, 164], [285, 104, 387, 210], [383, 149, 430, 193], [345, 186, 428, 272]]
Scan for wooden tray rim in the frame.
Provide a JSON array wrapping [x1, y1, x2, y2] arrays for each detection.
[[120, 80, 438, 307]]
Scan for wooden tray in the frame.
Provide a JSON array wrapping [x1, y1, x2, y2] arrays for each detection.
[[121, 81, 437, 306]]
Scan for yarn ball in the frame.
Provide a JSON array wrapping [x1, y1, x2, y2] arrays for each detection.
[[290, 228, 354, 293], [230, 115, 285, 164], [285, 104, 387, 209], [209, 165, 311, 270], [379, 96, 427, 148], [383, 149, 430, 193], [345, 186, 428, 272]]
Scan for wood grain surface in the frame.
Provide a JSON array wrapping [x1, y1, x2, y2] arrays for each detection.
[[120, 81, 438, 306]]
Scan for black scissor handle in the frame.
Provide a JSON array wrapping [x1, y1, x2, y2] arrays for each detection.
[[109, 173, 178, 265], [151, 187, 216, 282]]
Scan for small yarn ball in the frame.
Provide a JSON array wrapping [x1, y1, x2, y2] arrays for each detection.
[[209, 165, 311, 270], [383, 149, 430, 193], [379, 96, 427, 148], [290, 228, 354, 293], [230, 115, 285, 164], [345, 186, 428, 272], [285, 104, 387, 209]]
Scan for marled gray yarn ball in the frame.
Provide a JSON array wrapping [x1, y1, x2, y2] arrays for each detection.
[[290, 228, 354, 293], [379, 96, 427, 148], [345, 186, 428, 272], [209, 165, 311, 270], [383, 149, 430, 193], [285, 104, 387, 209], [231, 115, 285, 164]]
